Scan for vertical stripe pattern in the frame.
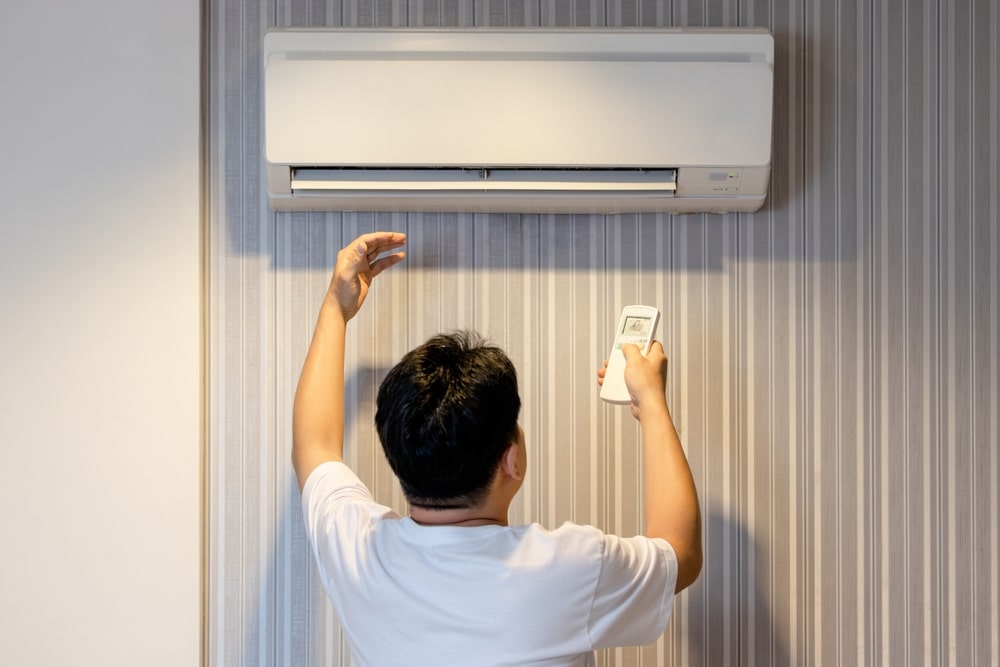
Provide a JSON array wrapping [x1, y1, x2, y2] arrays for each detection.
[[206, 0, 1000, 664]]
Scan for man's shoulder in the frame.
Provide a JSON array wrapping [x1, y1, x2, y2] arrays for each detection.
[[516, 521, 675, 567], [303, 460, 375, 503], [302, 461, 399, 526], [523, 520, 667, 546], [304, 459, 359, 487], [503, 521, 621, 565]]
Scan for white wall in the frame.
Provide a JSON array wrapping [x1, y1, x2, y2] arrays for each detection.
[[0, 2, 201, 665]]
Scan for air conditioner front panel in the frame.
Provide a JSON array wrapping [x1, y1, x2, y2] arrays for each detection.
[[265, 58, 772, 168]]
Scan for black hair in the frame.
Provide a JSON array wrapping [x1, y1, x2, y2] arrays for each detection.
[[375, 331, 521, 509]]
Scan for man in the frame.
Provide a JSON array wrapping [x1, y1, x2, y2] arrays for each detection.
[[293, 231, 702, 666]]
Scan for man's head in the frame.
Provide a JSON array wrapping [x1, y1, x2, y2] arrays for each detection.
[[375, 331, 522, 509]]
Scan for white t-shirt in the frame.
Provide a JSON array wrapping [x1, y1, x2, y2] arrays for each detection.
[[302, 461, 678, 667]]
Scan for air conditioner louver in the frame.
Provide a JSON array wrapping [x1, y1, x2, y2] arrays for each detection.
[[291, 168, 678, 194]]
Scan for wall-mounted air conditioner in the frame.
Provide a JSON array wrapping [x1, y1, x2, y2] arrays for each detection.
[[263, 28, 774, 214]]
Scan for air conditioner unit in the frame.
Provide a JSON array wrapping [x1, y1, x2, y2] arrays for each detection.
[[263, 28, 774, 214]]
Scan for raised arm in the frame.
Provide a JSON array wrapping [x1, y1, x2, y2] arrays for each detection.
[[292, 231, 406, 491], [600, 342, 703, 592]]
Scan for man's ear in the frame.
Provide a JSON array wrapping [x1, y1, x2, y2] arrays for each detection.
[[500, 442, 524, 481]]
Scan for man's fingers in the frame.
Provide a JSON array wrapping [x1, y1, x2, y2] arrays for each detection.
[[622, 341, 665, 364], [359, 232, 407, 257], [369, 251, 406, 278], [357, 233, 407, 272], [620, 343, 641, 361]]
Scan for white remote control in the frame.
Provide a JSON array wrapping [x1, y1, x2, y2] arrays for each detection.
[[599, 305, 660, 404]]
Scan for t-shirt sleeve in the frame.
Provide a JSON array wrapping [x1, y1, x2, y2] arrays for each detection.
[[301, 461, 375, 528], [587, 533, 678, 648], [300, 461, 398, 578]]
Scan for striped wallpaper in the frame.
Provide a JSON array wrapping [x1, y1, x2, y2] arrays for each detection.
[[206, 0, 999, 665]]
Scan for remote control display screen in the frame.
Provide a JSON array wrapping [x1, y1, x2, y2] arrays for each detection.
[[621, 315, 651, 337]]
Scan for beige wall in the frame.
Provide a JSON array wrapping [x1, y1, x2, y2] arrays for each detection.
[[207, 1, 999, 665], [0, 2, 202, 665]]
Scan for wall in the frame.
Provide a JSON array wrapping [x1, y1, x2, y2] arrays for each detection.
[[0, 2, 202, 665], [207, 0, 999, 665]]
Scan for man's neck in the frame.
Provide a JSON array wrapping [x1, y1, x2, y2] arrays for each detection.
[[408, 464, 521, 527], [409, 505, 508, 527]]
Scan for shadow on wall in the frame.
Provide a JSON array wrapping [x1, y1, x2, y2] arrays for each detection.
[[686, 508, 791, 667], [241, 370, 384, 665], [234, 210, 839, 277]]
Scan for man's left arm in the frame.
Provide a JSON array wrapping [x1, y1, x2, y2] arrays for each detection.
[[292, 231, 406, 491]]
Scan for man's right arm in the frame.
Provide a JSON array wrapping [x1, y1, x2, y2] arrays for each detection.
[[620, 342, 703, 593]]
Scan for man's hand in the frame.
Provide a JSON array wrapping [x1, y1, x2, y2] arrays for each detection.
[[328, 232, 407, 321], [596, 342, 668, 421]]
